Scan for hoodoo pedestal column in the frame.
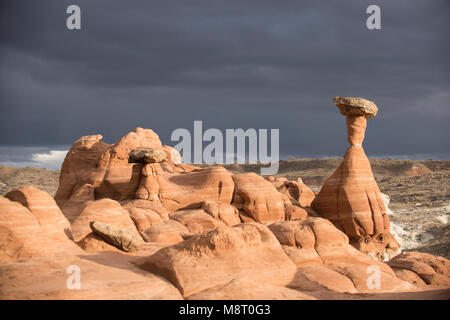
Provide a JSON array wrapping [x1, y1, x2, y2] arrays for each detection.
[[311, 97, 400, 261]]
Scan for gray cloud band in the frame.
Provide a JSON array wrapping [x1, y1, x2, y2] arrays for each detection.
[[0, 1, 449, 158]]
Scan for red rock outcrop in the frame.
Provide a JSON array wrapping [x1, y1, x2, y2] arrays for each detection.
[[60, 183, 95, 222], [201, 200, 241, 227], [77, 233, 122, 253], [0, 196, 47, 263], [55, 128, 171, 205], [141, 220, 190, 245], [274, 178, 316, 207], [94, 128, 165, 200], [388, 252, 450, 287], [169, 209, 226, 234], [135, 163, 165, 201], [54, 134, 110, 207], [128, 207, 164, 234], [0, 253, 183, 299], [156, 166, 235, 212], [311, 97, 399, 261], [71, 198, 143, 242], [122, 199, 169, 220], [55, 128, 231, 215], [232, 173, 285, 223], [3, 114, 448, 299], [0, 192, 82, 264], [138, 223, 297, 296], [89, 221, 140, 252], [284, 205, 308, 220], [5, 186, 71, 241], [268, 218, 415, 293], [268, 218, 390, 268]]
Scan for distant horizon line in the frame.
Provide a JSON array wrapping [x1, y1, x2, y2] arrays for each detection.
[[1, 154, 449, 172]]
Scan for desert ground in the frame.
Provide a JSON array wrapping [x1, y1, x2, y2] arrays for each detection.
[[1, 158, 448, 259]]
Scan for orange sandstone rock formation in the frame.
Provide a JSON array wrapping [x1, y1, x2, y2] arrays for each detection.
[[71, 198, 143, 242], [138, 223, 297, 297], [311, 97, 400, 261], [388, 251, 450, 287], [5, 186, 72, 241], [232, 173, 286, 223], [2, 117, 449, 299], [55, 128, 234, 219], [0, 193, 82, 264]]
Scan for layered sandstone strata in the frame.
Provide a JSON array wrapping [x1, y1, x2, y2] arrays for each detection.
[[0, 191, 82, 264], [232, 173, 286, 223], [54, 128, 234, 217], [138, 223, 298, 297], [2, 110, 449, 299], [311, 97, 400, 261]]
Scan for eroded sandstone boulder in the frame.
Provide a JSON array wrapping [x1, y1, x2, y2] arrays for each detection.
[[90, 221, 140, 252], [77, 233, 122, 253], [334, 96, 378, 118], [135, 163, 164, 201], [284, 205, 308, 220], [157, 166, 234, 212], [169, 209, 226, 234], [128, 148, 167, 164], [268, 217, 365, 267], [201, 200, 241, 227], [60, 183, 95, 222], [388, 252, 450, 287], [232, 173, 285, 223], [326, 262, 415, 293], [71, 199, 143, 243], [0, 194, 82, 263], [95, 128, 164, 200], [128, 207, 164, 234], [5, 186, 71, 241], [138, 223, 297, 296], [122, 199, 169, 220], [55, 128, 168, 204], [269, 218, 414, 293], [163, 145, 182, 166], [275, 178, 316, 207], [54, 134, 111, 207], [141, 220, 189, 245], [55, 128, 227, 212], [0, 196, 47, 263], [0, 253, 183, 299], [289, 265, 358, 294]]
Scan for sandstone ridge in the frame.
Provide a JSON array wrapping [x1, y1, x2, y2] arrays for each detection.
[[1, 97, 449, 300]]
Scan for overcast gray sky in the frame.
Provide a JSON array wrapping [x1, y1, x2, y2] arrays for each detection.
[[0, 0, 449, 168]]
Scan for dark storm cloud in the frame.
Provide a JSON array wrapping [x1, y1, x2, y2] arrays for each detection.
[[0, 0, 449, 166]]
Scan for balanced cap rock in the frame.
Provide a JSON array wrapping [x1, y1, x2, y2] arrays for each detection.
[[311, 96, 399, 261], [129, 148, 167, 164], [334, 96, 378, 118]]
